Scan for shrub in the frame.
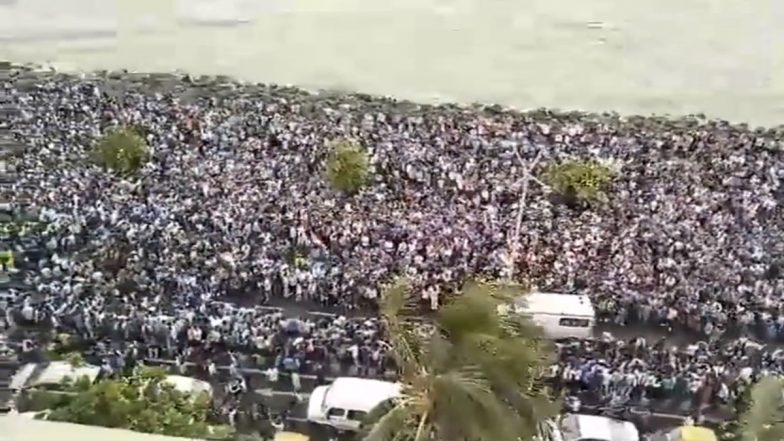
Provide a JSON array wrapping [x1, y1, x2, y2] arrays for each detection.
[[40, 369, 214, 439], [542, 159, 614, 206], [65, 352, 85, 368], [20, 390, 69, 413], [92, 127, 150, 175], [325, 138, 369, 194]]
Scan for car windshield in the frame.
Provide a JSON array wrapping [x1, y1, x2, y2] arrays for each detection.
[[321, 385, 333, 410]]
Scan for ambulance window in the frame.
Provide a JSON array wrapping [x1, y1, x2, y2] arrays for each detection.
[[327, 408, 346, 418], [347, 410, 367, 421], [559, 318, 591, 327]]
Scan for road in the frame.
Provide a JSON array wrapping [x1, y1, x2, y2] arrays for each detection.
[[140, 355, 717, 436]]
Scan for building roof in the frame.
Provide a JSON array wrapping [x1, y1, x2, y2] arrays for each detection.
[[323, 377, 400, 412], [0, 414, 202, 441]]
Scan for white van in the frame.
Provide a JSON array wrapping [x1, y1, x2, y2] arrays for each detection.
[[11, 363, 212, 398], [510, 292, 595, 339], [10, 362, 101, 391], [545, 414, 640, 441], [163, 375, 213, 398], [307, 377, 401, 432]]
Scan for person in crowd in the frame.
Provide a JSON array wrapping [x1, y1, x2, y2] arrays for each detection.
[[2, 71, 783, 426]]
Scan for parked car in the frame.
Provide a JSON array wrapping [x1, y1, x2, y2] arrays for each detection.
[[307, 377, 401, 432]]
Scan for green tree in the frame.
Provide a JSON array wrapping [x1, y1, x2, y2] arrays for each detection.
[[39, 368, 214, 439], [325, 138, 369, 194], [733, 376, 784, 441], [541, 159, 614, 207], [361, 279, 558, 441], [91, 127, 150, 175]]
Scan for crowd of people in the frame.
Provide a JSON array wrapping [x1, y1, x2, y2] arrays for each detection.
[[1, 69, 784, 428], [10, 299, 780, 422]]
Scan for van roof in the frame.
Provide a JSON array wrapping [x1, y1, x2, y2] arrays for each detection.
[[164, 375, 213, 396], [515, 292, 595, 317], [324, 377, 401, 412], [564, 414, 639, 441], [10, 362, 101, 390]]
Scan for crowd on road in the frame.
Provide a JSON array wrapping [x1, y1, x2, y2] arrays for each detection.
[[7, 298, 782, 422], [1, 69, 784, 426], [5, 70, 784, 335]]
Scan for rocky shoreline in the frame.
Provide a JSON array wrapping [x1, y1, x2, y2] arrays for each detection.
[[3, 61, 784, 134]]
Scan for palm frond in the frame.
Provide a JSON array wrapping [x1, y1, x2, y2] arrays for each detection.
[[740, 376, 784, 441], [380, 278, 411, 320], [380, 278, 428, 380], [361, 401, 414, 441], [431, 366, 521, 441], [375, 277, 557, 441], [421, 331, 453, 374], [437, 292, 500, 342]]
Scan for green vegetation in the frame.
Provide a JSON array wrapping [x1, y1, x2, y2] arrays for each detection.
[[541, 159, 614, 207], [44, 334, 89, 363], [0, 250, 14, 270], [325, 138, 370, 194], [723, 376, 784, 441], [26, 367, 222, 439], [91, 127, 150, 175], [361, 280, 558, 441], [65, 352, 86, 368], [0, 220, 46, 239]]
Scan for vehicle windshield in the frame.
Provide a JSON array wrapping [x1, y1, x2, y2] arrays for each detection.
[[321, 385, 333, 410]]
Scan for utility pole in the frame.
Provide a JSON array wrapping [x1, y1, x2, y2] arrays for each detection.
[[504, 147, 546, 283]]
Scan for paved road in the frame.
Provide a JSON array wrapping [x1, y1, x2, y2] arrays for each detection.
[[142, 356, 718, 434]]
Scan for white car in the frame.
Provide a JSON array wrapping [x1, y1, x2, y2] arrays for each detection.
[[307, 377, 401, 432]]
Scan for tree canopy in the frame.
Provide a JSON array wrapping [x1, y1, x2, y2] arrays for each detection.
[[0, 250, 14, 269], [361, 279, 558, 441], [24, 366, 218, 439], [541, 159, 614, 207], [325, 138, 369, 194], [91, 127, 150, 175]]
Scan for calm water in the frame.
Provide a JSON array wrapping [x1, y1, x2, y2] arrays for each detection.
[[1, 0, 784, 125]]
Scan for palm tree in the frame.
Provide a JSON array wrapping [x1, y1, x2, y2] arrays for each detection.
[[735, 376, 784, 441], [361, 279, 559, 441]]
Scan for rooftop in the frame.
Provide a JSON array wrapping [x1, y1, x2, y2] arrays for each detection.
[[0, 414, 202, 441]]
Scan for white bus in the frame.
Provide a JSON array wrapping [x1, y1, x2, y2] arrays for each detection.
[[509, 292, 596, 339]]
